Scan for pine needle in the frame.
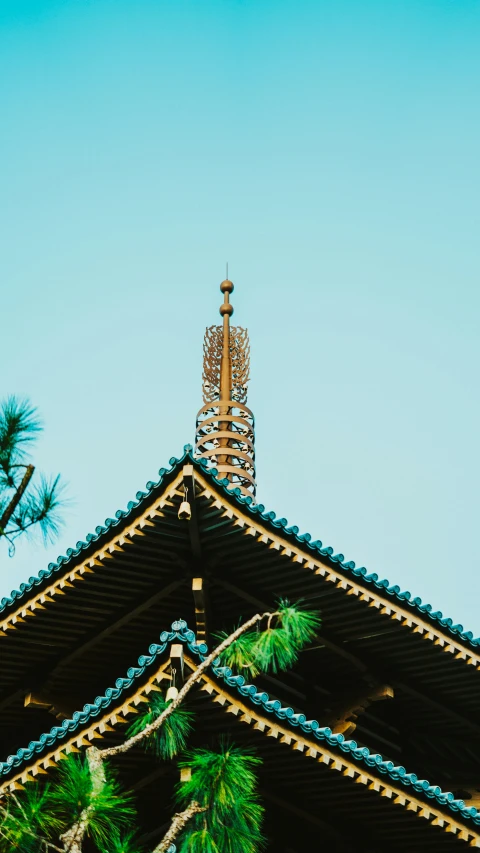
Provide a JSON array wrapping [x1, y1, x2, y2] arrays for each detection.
[[215, 601, 321, 679], [49, 754, 136, 846], [277, 598, 321, 646], [176, 741, 265, 853], [213, 628, 260, 676], [0, 784, 60, 852], [252, 626, 298, 674], [126, 691, 193, 759], [0, 396, 41, 468]]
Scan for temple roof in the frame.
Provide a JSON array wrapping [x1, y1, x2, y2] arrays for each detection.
[[2, 445, 480, 821], [1, 445, 478, 651], [2, 620, 479, 850]]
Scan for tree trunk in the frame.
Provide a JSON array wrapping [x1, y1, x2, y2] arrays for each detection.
[[0, 464, 34, 535], [60, 748, 105, 853], [154, 801, 206, 853], [101, 609, 273, 759]]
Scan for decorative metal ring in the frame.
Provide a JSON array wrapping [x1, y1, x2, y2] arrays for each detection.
[[195, 399, 256, 496]]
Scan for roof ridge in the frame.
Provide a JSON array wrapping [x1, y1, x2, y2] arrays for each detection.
[[1, 445, 479, 651], [1, 619, 479, 829]]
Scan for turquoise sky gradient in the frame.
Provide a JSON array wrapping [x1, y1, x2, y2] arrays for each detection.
[[1, 1, 479, 631]]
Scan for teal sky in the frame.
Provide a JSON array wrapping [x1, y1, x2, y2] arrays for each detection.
[[1, 1, 479, 633]]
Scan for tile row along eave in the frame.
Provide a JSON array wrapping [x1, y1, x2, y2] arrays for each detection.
[[0, 449, 479, 672], [1, 619, 480, 845]]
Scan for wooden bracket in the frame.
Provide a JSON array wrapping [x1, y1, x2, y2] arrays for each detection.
[[24, 691, 74, 720], [455, 788, 480, 809], [325, 685, 394, 737], [170, 643, 185, 686], [192, 577, 208, 642], [182, 465, 202, 561]]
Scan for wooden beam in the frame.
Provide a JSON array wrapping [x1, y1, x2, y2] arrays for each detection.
[[192, 577, 208, 641], [24, 691, 74, 720], [213, 577, 480, 738], [131, 764, 171, 792], [46, 578, 184, 679], [136, 788, 360, 852], [170, 643, 184, 686], [0, 579, 184, 714], [323, 684, 394, 737], [183, 465, 202, 561], [261, 789, 371, 853]]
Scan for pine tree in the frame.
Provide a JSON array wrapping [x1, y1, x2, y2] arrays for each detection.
[[175, 742, 265, 853], [0, 601, 321, 852], [0, 396, 64, 555]]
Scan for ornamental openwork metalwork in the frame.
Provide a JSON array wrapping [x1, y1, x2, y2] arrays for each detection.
[[202, 325, 250, 405], [195, 280, 256, 497]]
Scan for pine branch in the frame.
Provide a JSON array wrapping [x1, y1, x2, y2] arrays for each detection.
[[0, 798, 65, 853], [100, 610, 273, 759], [153, 801, 207, 853], [60, 748, 106, 853], [0, 464, 34, 536]]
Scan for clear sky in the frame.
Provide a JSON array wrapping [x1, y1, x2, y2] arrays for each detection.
[[1, 0, 479, 633]]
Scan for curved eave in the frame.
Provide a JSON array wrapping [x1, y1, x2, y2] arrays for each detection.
[[0, 448, 192, 618], [1, 620, 479, 848], [0, 447, 478, 666]]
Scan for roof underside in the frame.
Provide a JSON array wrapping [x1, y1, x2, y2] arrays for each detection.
[[1, 450, 480, 812], [2, 623, 479, 852]]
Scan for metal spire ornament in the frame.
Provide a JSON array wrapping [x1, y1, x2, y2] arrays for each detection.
[[195, 278, 256, 496]]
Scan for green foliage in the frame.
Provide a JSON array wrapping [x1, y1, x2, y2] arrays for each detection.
[[276, 598, 321, 645], [213, 627, 260, 675], [126, 690, 193, 760], [0, 605, 319, 852], [109, 828, 144, 853], [11, 473, 64, 544], [215, 599, 321, 678], [0, 397, 41, 480], [49, 754, 136, 851], [176, 741, 265, 853], [0, 395, 64, 552], [248, 624, 297, 674], [0, 784, 59, 852]]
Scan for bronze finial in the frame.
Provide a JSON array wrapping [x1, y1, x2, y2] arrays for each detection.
[[195, 278, 256, 497], [219, 278, 234, 403]]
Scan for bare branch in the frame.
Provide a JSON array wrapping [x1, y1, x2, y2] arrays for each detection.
[[0, 796, 65, 853], [60, 748, 106, 853], [153, 801, 207, 853], [101, 610, 271, 759], [0, 464, 34, 535]]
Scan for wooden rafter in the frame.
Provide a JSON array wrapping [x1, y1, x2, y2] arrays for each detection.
[[1, 465, 479, 675], [324, 684, 394, 737], [182, 465, 202, 562], [195, 477, 480, 670], [192, 577, 208, 642], [0, 579, 184, 715], [3, 653, 479, 847], [213, 577, 480, 740]]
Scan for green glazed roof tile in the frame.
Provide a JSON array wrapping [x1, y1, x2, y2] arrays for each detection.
[[1, 446, 478, 652], [1, 620, 479, 830]]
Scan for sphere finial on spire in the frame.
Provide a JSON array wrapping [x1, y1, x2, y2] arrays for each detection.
[[220, 279, 234, 315], [195, 275, 256, 497]]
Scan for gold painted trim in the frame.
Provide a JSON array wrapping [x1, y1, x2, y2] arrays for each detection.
[[193, 663, 480, 847], [1, 651, 478, 846], [2, 464, 478, 673], [0, 660, 172, 793], [193, 472, 480, 670], [0, 472, 185, 636]]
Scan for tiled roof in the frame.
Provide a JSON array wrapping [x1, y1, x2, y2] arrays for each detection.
[[1, 446, 478, 650], [1, 620, 480, 830]]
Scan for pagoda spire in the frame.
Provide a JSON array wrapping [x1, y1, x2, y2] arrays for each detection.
[[195, 278, 256, 496], [219, 278, 234, 403]]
